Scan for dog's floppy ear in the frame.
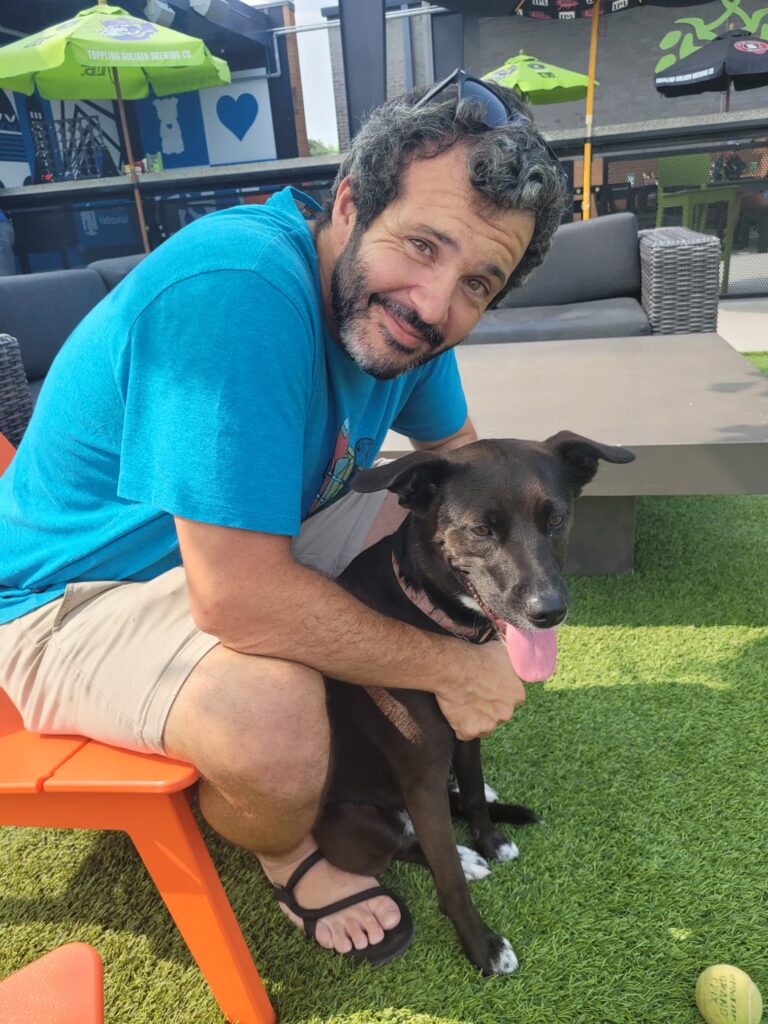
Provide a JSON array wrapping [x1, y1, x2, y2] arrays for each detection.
[[545, 430, 635, 495], [351, 451, 453, 514]]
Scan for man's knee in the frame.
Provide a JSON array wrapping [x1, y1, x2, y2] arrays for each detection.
[[165, 646, 330, 806]]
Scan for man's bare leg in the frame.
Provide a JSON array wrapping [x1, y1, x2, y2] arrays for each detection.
[[163, 644, 401, 954], [362, 490, 409, 549]]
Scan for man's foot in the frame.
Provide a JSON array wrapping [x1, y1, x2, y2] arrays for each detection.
[[259, 842, 412, 962]]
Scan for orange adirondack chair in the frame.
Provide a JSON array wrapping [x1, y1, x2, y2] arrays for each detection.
[[0, 433, 276, 1024], [0, 942, 104, 1024]]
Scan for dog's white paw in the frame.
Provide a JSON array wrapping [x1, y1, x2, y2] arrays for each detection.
[[494, 840, 519, 862], [457, 845, 490, 881], [490, 937, 519, 974]]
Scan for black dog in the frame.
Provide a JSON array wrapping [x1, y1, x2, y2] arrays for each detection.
[[274, 432, 634, 973]]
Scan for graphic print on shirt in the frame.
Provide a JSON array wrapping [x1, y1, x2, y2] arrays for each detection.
[[308, 418, 374, 515]]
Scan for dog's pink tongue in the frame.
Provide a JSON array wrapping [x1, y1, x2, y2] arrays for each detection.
[[504, 625, 557, 682]]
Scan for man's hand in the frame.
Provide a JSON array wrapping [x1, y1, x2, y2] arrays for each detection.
[[435, 640, 526, 741]]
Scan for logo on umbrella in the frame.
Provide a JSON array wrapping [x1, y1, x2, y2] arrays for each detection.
[[99, 18, 158, 41], [734, 40, 768, 55], [23, 20, 80, 48]]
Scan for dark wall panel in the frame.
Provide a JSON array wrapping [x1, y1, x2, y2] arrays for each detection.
[[432, 12, 464, 80], [339, 0, 386, 138]]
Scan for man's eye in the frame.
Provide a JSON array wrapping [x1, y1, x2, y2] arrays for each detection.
[[471, 525, 492, 537], [409, 238, 431, 254], [466, 278, 489, 295]]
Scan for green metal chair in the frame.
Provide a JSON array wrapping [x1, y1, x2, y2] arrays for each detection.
[[655, 154, 740, 292]]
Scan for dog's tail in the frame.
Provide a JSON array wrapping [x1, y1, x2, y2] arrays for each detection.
[[448, 790, 540, 825], [487, 801, 540, 825]]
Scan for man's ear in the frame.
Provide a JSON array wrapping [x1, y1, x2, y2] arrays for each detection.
[[352, 451, 453, 515], [331, 175, 357, 241], [544, 430, 635, 495]]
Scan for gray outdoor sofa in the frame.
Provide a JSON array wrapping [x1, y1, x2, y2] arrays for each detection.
[[466, 212, 721, 344], [0, 212, 721, 448]]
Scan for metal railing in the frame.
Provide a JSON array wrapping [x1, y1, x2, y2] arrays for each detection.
[[553, 111, 768, 297]]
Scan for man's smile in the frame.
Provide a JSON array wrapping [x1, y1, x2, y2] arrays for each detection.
[[377, 304, 428, 349], [371, 294, 445, 351]]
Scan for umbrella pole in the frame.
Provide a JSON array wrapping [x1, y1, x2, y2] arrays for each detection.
[[111, 67, 151, 254], [582, 0, 601, 221]]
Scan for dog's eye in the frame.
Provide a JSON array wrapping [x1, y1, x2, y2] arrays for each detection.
[[471, 525, 492, 538], [548, 514, 566, 531]]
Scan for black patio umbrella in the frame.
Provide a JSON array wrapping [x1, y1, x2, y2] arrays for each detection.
[[655, 30, 768, 104], [437, 0, 715, 15]]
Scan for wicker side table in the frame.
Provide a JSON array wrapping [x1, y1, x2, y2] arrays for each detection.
[[639, 227, 721, 335], [0, 333, 33, 447]]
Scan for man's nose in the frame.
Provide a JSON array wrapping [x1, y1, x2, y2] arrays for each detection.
[[410, 276, 455, 329]]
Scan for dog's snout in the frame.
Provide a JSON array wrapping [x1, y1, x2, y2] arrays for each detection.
[[524, 593, 567, 629]]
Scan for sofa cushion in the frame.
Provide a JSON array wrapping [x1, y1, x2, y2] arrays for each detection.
[[464, 297, 652, 345], [0, 268, 107, 383], [87, 253, 145, 291], [499, 212, 641, 309]]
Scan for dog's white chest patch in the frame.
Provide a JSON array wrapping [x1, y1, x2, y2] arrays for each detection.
[[398, 811, 415, 839]]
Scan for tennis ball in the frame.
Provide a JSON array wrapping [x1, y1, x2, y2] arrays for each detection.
[[695, 964, 763, 1024]]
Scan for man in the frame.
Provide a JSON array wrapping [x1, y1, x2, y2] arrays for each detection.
[[0, 71, 567, 963]]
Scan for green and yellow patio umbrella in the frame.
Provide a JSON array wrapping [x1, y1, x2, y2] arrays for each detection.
[[0, 0, 231, 252], [483, 53, 593, 105]]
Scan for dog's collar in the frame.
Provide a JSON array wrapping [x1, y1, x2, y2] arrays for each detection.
[[391, 551, 495, 644]]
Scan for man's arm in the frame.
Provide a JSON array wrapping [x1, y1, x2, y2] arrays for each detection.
[[409, 415, 478, 453], [176, 511, 524, 740]]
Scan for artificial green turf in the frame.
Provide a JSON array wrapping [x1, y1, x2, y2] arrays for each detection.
[[1, 355, 766, 1023]]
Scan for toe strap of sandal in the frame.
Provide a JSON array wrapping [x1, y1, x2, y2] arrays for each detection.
[[272, 849, 391, 938]]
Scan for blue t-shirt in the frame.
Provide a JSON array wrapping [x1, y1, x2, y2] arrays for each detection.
[[0, 188, 467, 624]]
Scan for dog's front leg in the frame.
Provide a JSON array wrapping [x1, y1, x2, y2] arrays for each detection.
[[396, 767, 518, 975], [453, 741, 520, 863]]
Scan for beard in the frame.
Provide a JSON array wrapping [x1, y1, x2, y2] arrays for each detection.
[[330, 227, 446, 380]]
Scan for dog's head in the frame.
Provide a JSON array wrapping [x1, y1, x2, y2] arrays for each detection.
[[352, 432, 635, 637]]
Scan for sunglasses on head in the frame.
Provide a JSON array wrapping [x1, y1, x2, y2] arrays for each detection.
[[413, 66, 565, 177], [413, 67, 515, 128]]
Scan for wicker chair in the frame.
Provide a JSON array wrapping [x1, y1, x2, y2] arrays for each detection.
[[0, 334, 32, 448]]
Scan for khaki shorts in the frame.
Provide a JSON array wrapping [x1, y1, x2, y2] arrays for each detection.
[[0, 485, 389, 755]]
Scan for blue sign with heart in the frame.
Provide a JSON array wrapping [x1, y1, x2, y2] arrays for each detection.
[[216, 93, 259, 142]]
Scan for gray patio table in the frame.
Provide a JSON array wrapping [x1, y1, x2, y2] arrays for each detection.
[[382, 333, 768, 574]]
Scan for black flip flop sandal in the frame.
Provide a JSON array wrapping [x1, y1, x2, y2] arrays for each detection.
[[272, 849, 414, 966]]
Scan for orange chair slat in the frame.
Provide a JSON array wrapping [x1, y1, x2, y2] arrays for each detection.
[[43, 740, 199, 794], [0, 691, 87, 794], [0, 942, 104, 1024], [0, 432, 14, 474]]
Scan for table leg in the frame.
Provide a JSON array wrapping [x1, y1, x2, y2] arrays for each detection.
[[564, 496, 636, 576]]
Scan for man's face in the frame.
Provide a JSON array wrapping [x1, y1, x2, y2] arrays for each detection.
[[325, 145, 535, 380]]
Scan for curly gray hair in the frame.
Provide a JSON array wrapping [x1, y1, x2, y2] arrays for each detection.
[[316, 81, 569, 302]]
